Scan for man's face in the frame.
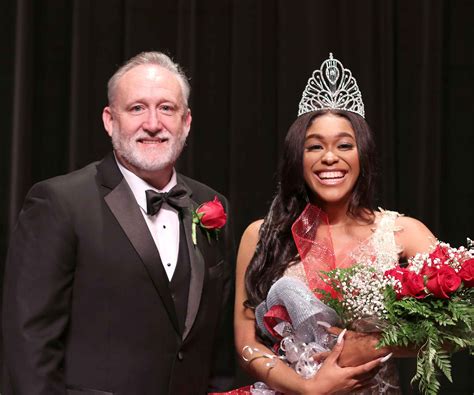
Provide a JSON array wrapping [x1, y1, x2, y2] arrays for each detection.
[[102, 64, 192, 175]]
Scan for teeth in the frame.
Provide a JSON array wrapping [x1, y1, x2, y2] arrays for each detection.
[[141, 139, 166, 144], [318, 171, 345, 179]]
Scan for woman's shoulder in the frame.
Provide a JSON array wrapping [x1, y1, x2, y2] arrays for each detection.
[[374, 207, 401, 220], [374, 208, 436, 257], [374, 208, 430, 232], [394, 214, 436, 257], [237, 220, 264, 267], [240, 219, 264, 248], [242, 219, 263, 240], [395, 215, 431, 232], [244, 219, 264, 235]]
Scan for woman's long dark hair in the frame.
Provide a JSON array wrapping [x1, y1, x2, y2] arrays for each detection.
[[244, 109, 377, 308]]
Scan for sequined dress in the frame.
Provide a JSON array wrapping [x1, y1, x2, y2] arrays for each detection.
[[284, 208, 403, 394]]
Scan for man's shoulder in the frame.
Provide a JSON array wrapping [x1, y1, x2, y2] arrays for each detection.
[[33, 161, 100, 191], [19, 160, 104, 216], [24, 159, 112, 209]]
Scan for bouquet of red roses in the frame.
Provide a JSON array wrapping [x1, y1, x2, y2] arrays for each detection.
[[320, 240, 474, 395]]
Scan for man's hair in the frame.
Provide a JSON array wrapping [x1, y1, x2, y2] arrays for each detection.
[[107, 51, 191, 107]]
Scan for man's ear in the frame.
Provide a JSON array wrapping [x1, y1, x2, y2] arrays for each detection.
[[102, 106, 114, 137], [184, 109, 192, 135]]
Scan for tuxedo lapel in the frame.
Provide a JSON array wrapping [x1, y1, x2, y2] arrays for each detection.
[[178, 176, 205, 340], [98, 155, 180, 334]]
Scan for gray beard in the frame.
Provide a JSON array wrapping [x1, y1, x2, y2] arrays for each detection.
[[111, 129, 188, 172]]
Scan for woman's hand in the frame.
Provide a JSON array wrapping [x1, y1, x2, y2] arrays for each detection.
[[325, 327, 417, 367], [325, 327, 387, 367], [302, 330, 386, 395]]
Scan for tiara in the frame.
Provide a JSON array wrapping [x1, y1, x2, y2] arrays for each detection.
[[298, 53, 365, 118]]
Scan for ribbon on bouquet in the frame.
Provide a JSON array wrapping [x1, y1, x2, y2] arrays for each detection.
[[251, 277, 340, 379]]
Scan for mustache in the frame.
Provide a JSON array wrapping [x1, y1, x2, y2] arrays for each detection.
[[132, 130, 173, 141]]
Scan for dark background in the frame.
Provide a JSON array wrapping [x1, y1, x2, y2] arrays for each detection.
[[1, 0, 473, 393]]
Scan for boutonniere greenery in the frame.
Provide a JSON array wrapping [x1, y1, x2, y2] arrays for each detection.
[[191, 196, 227, 245]]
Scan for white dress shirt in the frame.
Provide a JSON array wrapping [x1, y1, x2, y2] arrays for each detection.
[[116, 159, 180, 281]]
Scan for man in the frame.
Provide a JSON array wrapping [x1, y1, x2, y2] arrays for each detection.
[[3, 52, 234, 394]]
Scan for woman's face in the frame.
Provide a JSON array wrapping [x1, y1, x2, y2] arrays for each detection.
[[303, 113, 360, 206]]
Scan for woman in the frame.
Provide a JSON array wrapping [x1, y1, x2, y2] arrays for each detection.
[[234, 54, 436, 394]]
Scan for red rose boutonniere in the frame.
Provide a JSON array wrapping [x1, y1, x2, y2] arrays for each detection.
[[191, 196, 227, 245]]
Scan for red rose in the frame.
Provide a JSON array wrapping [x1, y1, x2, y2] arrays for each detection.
[[384, 267, 408, 282], [426, 266, 461, 298], [429, 244, 450, 264], [385, 268, 409, 298], [400, 271, 426, 299], [458, 258, 474, 287], [196, 196, 227, 229], [420, 263, 438, 278]]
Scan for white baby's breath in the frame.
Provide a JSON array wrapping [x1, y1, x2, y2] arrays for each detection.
[[332, 264, 398, 322]]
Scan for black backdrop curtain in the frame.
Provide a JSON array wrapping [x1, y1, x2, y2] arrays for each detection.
[[1, 0, 473, 393]]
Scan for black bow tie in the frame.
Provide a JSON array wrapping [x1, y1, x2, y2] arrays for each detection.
[[145, 185, 190, 215]]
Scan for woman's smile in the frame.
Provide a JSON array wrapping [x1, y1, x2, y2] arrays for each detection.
[[315, 170, 348, 185]]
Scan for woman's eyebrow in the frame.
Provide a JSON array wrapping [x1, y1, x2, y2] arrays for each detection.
[[305, 131, 355, 140]]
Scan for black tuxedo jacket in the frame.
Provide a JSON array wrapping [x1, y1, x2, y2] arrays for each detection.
[[3, 153, 235, 395]]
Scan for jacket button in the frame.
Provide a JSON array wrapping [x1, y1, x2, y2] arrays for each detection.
[[177, 351, 184, 361]]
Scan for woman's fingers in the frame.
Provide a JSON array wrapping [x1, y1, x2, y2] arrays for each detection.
[[312, 351, 330, 363], [347, 351, 389, 377], [323, 328, 346, 364], [380, 352, 393, 363], [312, 331, 392, 394], [337, 328, 347, 344], [327, 326, 344, 336]]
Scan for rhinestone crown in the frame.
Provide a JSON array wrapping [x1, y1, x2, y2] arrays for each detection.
[[298, 53, 365, 118]]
